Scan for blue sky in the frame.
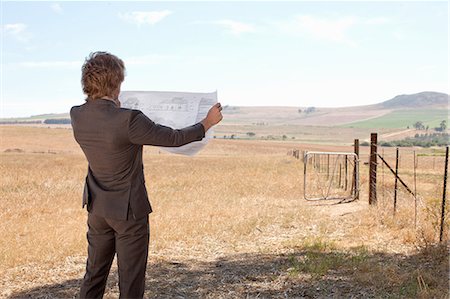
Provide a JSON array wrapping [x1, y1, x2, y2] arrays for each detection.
[[1, 1, 448, 117]]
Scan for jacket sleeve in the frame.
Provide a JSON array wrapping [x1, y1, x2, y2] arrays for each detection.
[[128, 110, 206, 147]]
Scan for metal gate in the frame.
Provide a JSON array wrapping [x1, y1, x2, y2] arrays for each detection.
[[304, 151, 359, 202]]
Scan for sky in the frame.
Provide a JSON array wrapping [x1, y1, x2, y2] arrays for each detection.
[[1, 1, 448, 118]]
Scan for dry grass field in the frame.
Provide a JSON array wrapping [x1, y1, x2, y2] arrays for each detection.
[[0, 125, 448, 298]]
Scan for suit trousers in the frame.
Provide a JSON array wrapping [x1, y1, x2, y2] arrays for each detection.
[[79, 211, 149, 299]]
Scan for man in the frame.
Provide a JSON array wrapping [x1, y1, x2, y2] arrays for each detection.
[[71, 51, 223, 298]]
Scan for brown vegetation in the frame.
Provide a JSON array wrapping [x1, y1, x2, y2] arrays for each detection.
[[0, 125, 448, 298]]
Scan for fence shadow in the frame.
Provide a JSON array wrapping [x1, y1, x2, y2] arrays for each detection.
[[8, 245, 448, 298], [307, 197, 358, 206]]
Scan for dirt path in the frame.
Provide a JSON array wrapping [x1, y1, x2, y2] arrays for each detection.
[[361, 128, 416, 143], [379, 128, 417, 140]]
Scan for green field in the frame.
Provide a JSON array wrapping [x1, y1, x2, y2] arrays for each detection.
[[341, 109, 448, 129]]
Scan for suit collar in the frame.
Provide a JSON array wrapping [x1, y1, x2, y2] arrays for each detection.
[[87, 98, 118, 107]]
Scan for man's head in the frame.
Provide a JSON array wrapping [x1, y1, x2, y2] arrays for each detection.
[[81, 51, 125, 101]]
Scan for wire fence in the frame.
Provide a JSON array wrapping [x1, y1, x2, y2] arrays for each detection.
[[289, 136, 449, 243], [372, 146, 448, 241]]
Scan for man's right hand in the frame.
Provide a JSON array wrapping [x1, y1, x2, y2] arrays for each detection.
[[201, 102, 223, 132]]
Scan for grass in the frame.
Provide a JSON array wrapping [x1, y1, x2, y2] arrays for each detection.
[[287, 240, 369, 278], [418, 148, 448, 157], [286, 238, 448, 298], [214, 123, 394, 145], [341, 109, 448, 129], [0, 125, 448, 298]]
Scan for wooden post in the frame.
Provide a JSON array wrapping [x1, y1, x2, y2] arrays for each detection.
[[345, 155, 348, 191], [369, 133, 378, 205], [382, 148, 385, 201], [327, 154, 330, 179], [439, 146, 449, 242], [319, 154, 322, 173], [354, 139, 359, 199], [394, 148, 399, 214], [414, 150, 418, 228]]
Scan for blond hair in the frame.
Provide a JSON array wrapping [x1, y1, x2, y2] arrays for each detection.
[[81, 51, 125, 100]]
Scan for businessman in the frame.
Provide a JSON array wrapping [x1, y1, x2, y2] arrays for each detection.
[[71, 51, 223, 298]]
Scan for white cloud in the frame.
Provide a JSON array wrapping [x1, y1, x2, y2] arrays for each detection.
[[2, 23, 30, 42], [4, 23, 26, 34], [393, 29, 407, 41], [119, 10, 172, 26], [18, 60, 81, 68], [212, 19, 256, 35], [126, 54, 176, 66], [273, 15, 390, 46], [364, 17, 390, 25], [13, 54, 172, 69], [50, 3, 63, 14], [276, 15, 357, 46]]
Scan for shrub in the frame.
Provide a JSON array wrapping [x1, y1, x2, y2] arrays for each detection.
[[43, 118, 71, 124]]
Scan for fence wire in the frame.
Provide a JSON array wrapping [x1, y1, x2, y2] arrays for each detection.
[[369, 147, 448, 237]]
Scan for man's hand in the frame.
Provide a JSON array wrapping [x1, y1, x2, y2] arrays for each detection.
[[201, 102, 223, 132]]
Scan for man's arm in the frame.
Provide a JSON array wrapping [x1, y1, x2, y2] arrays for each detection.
[[128, 111, 205, 147], [128, 102, 223, 147]]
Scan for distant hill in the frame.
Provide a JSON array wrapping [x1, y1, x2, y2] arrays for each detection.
[[1, 91, 448, 129], [379, 91, 448, 109], [0, 112, 70, 125], [28, 113, 70, 119], [0, 113, 69, 122]]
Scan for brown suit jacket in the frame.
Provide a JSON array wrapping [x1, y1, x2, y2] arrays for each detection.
[[70, 99, 205, 220]]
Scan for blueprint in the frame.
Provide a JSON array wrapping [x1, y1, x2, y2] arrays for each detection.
[[119, 90, 217, 156]]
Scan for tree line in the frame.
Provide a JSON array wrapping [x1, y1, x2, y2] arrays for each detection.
[[410, 120, 447, 132]]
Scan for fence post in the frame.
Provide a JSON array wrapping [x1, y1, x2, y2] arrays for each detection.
[[393, 148, 399, 214], [345, 155, 348, 191], [414, 150, 417, 228], [369, 133, 378, 205], [354, 139, 359, 199], [327, 154, 330, 179], [319, 154, 322, 172], [439, 146, 449, 242], [382, 148, 385, 201]]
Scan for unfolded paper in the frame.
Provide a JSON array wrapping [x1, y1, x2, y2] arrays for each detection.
[[120, 90, 217, 155]]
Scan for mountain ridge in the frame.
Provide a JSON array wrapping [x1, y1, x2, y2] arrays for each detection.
[[1, 91, 447, 123], [378, 91, 448, 109]]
